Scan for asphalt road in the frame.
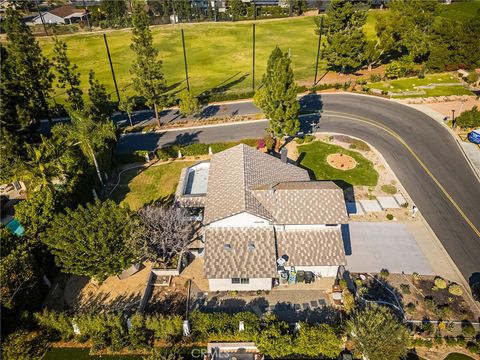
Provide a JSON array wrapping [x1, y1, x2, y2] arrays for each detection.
[[116, 93, 480, 286]]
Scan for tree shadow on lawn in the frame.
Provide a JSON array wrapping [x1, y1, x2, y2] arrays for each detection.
[[198, 72, 249, 103]]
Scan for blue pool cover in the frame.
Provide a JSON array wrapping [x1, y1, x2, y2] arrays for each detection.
[[6, 219, 25, 237]]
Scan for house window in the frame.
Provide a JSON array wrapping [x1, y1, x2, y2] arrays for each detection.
[[231, 278, 250, 284]]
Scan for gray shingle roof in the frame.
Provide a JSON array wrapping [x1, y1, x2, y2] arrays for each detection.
[[252, 181, 348, 224], [203, 144, 309, 224], [277, 228, 346, 266], [204, 227, 277, 279]]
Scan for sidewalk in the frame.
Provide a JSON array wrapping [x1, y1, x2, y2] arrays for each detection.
[[402, 103, 480, 180]]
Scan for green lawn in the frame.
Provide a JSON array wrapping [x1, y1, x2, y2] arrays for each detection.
[[38, 17, 325, 102], [298, 141, 379, 186], [438, 0, 480, 21], [368, 73, 473, 98], [110, 161, 195, 210], [443, 353, 475, 360]]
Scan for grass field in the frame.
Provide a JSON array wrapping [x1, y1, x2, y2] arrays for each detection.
[[438, 0, 480, 21], [368, 73, 473, 98], [38, 17, 324, 102], [298, 141, 379, 186], [110, 161, 195, 210]]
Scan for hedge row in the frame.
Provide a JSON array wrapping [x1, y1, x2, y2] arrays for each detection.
[[33, 310, 343, 358], [156, 138, 258, 161]]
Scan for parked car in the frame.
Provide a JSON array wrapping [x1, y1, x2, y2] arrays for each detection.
[[467, 129, 480, 144]]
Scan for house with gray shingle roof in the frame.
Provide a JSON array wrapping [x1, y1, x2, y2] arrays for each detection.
[[175, 144, 348, 291]]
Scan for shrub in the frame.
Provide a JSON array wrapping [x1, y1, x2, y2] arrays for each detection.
[[348, 139, 370, 151], [342, 291, 356, 314], [434, 336, 443, 346], [448, 283, 463, 296], [434, 277, 447, 290], [1, 330, 48, 360], [370, 74, 382, 82], [412, 272, 420, 282], [355, 278, 363, 287], [425, 298, 438, 312], [339, 279, 348, 291], [466, 72, 479, 84], [456, 106, 480, 129], [467, 341, 479, 354], [295, 137, 305, 144], [381, 184, 397, 194], [303, 135, 315, 143], [461, 321, 476, 337], [145, 314, 183, 341], [385, 56, 415, 79], [406, 302, 416, 314], [34, 310, 74, 341], [379, 269, 390, 278], [400, 284, 411, 295], [357, 78, 367, 85], [386, 214, 394, 221]]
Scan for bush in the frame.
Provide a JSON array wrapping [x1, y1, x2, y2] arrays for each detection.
[[379, 269, 390, 278], [381, 184, 397, 195], [1, 330, 48, 360], [434, 277, 447, 290], [467, 341, 479, 354], [303, 135, 315, 143], [456, 106, 480, 129], [370, 74, 382, 83], [34, 310, 74, 341], [448, 283, 463, 296], [386, 214, 394, 221], [348, 139, 370, 151], [295, 137, 305, 144], [406, 302, 416, 314], [412, 272, 420, 282], [400, 284, 411, 295], [466, 72, 479, 84], [145, 314, 183, 341], [461, 321, 476, 337], [342, 291, 356, 314]]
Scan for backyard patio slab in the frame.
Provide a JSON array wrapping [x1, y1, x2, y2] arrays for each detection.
[[358, 199, 382, 212], [346, 201, 364, 215], [377, 196, 400, 209]]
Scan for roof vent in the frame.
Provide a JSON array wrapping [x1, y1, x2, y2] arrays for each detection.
[[224, 243, 232, 251], [248, 243, 255, 252]]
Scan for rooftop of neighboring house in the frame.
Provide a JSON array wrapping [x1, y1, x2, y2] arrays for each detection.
[[39, 5, 86, 19]]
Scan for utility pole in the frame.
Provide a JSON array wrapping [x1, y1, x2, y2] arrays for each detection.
[[314, 16, 324, 86], [103, 34, 121, 103], [82, 0, 92, 32], [451, 109, 456, 129], [214, 0, 217, 22], [181, 29, 190, 91], [34, 0, 48, 36], [252, 23, 255, 90]]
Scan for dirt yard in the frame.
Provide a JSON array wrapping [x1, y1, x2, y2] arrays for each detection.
[[63, 263, 152, 311]]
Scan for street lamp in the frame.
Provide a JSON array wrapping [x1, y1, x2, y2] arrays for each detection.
[[451, 109, 456, 129]]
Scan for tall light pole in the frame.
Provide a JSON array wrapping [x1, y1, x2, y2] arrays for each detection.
[[314, 16, 324, 86], [82, 0, 92, 32], [34, 0, 48, 36], [103, 34, 121, 103], [181, 29, 190, 91], [451, 109, 456, 129], [252, 23, 256, 90]]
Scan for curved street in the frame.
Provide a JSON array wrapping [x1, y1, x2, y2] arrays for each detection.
[[116, 93, 480, 286]]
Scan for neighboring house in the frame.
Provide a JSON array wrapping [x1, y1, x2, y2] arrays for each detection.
[[176, 144, 348, 292], [32, 5, 87, 25]]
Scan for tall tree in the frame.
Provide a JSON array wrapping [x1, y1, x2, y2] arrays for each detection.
[[137, 205, 194, 266], [318, 0, 367, 73], [88, 69, 113, 118], [227, 0, 245, 21], [382, 0, 438, 62], [52, 38, 84, 111], [130, 0, 168, 127], [345, 304, 409, 360], [178, 90, 200, 117], [3, 8, 53, 123], [101, 0, 128, 27], [254, 47, 300, 140], [44, 200, 140, 281], [65, 111, 117, 187], [118, 93, 135, 127]]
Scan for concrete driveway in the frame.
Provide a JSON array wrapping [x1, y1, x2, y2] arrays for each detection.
[[344, 222, 433, 275]]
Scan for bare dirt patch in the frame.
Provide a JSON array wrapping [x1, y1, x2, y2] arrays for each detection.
[[326, 153, 357, 170]]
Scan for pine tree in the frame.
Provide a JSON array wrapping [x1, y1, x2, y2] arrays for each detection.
[[320, 0, 367, 73], [118, 94, 135, 127], [88, 69, 113, 118], [254, 47, 299, 139], [44, 200, 140, 281], [52, 38, 84, 112], [3, 8, 53, 123], [130, 0, 168, 127]]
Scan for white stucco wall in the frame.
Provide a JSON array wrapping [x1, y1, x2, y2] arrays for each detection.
[[292, 265, 340, 277], [209, 212, 270, 227], [208, 278, 272, 291]]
